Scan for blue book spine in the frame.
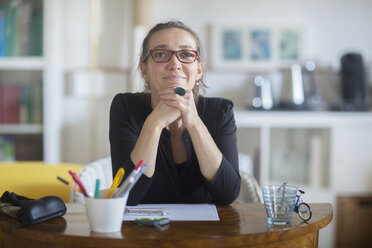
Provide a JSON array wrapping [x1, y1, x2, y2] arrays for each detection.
[[0, 8, 6, 57]]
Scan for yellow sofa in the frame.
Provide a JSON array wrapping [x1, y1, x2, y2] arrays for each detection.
[[0, 162, 83, 203]]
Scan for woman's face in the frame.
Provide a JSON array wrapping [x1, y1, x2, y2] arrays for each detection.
[[141, 28, 203, 95]]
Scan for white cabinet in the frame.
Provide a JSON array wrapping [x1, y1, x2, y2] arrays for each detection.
[[235, 110, 372, 194], [331, 125, 372, 194], [235, 110, 372, 248]]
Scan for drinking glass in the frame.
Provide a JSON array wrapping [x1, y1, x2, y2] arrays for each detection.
[[262, 185, 297, 225]]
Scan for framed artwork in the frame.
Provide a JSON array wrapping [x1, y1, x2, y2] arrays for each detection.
[[250, 29, 272, 61], [222, 30, 243, 61], [209, 24, 304, 70], [278, 29, 301, 61]]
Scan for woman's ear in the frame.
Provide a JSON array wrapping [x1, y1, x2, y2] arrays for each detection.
[[140, 63, 150, 82], [196, 62, 203, 81]]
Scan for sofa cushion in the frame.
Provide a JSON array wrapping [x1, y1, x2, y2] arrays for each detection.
[[0, 162, 83, 203]]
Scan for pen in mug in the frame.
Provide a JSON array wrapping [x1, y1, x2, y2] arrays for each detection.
[[113, 163, 147, 198], [134, 159, 144, 170], [57, 176, 83, 194], [68, 170, 89, 197], [95, 179, 100, 198], [125, 164, 147, 194], [105, 168, 125, 198], [112, 159, 144, 197]]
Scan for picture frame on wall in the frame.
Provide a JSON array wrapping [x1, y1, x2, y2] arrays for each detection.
[[222, 29, 243, 61], [278, 28, 301, 61], [209, 24, 304, 70], [249, 28, 272, 61]]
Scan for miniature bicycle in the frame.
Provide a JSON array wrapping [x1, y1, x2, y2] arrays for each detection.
[[294, 189, 312, 222]]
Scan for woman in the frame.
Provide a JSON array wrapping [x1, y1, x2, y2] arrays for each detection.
[[109, 20, 240, 205]]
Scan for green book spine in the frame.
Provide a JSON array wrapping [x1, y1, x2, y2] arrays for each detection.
[[32, 81, 42, 124], [16, 1, 32, 56], [19, 83, 33, 123], [4, 3, 17, 56], [29, 2, 42, 56]]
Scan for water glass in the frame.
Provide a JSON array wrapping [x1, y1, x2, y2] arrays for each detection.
[[262, 185, 297, 225]]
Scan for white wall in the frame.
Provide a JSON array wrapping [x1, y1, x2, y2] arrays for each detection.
[[60, 0, 133, 164], [152, 0, 372, 68], [152, 0, 372, 111]]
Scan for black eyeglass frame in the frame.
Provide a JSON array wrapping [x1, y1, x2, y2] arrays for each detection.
[[144, 49, 199, 64]]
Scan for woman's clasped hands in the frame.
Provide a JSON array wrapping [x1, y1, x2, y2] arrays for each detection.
[[157, 86, 199, 129]]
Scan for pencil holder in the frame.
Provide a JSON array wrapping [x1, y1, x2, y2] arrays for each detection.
[[85, 189, 128, 233]]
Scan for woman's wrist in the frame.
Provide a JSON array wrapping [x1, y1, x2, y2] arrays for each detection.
[[145, 113, 165, 133], [186, 115, 203, 132]]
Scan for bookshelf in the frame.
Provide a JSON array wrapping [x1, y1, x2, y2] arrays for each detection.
[[0, 57, 44, 69], [0, 0, 43, 161]]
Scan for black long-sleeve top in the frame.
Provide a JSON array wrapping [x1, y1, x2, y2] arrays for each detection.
[[109, 93, 240, 206]]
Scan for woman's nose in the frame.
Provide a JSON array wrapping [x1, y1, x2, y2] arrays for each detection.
[[166, 54, 182, 70]]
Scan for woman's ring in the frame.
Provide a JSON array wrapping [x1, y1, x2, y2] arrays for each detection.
[[174, 87, 186, 96]]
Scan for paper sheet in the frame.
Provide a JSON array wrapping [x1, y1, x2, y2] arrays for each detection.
[[66, 203, 85, 213], [123, 204, 219, 221]]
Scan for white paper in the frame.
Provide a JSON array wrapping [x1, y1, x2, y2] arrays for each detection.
[[66, 203, 86, 213], [123, 204, 219, 221]]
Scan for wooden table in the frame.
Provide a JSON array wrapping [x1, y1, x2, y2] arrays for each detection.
[[0, 203, 332, 248]]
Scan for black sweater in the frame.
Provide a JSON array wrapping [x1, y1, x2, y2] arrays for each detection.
[[109, 93, 240, 205]]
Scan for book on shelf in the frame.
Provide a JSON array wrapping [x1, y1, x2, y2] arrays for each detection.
[[0, 83, 20, 123], [15, 134, 43, 160], [0, 7, 6, 56], [0, 82, 42, 124], [17, 0, 32, 56], [0, 134, 42, 161], [28, 0, 42, 56], [4, 1, 16, 56], [0, 135, 15, 161], [0, 0, 42, 57]]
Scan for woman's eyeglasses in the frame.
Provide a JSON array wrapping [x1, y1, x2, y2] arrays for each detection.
[[145, 49, 199, 64]]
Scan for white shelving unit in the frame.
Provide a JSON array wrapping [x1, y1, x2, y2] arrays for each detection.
[[0, 0, 62, 162], [0, 124, 42, 134], [0, 55, 44, 160], [0, 57, 44, 70], [235, 110, 372, 248], [42, 0, 64, 163], [235, 110, 372, 191]]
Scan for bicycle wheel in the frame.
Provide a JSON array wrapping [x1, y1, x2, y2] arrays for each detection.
[[298, 202, 312, 221]]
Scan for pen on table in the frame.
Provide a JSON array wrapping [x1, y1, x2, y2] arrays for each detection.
[[113, 163, 147, 198], [125, 208, 169, 216], [95, 178, 100, 198], [68, 170, 89, 197], [57, 176, 83, 194], [105, 168, 125, 198]]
